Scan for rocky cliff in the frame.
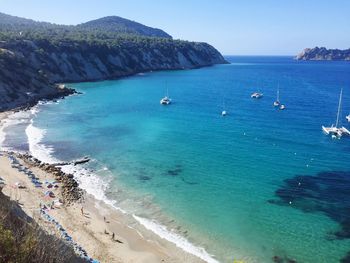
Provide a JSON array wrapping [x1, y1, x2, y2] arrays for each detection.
[[0, 13, 227, 111], [295, 47, 350, 60], [0, 47, 75, 111]]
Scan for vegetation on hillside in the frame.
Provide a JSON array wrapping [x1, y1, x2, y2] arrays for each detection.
[[0, 12, 171, 42], [0, 191, 86, 263], [77, 16, 172, 38]]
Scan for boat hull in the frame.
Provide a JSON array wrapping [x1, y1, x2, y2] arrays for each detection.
[[322, 126, 350, 137]]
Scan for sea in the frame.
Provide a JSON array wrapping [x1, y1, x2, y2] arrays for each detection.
[[1, 56, 350, 263]]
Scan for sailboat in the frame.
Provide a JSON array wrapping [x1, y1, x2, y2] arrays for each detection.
[[322, 88, 350, 138], [273, 84, 285, 110], [346, 114, 350, 122], [160, 87, 171, 105], [273, 86, 280, 107], [221, 99, 227, 116]]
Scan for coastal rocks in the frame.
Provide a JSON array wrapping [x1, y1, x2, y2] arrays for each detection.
[[51, 156, 90, 167], [16, 152, 85, 205], [60, 175, 84, 205], [0, 47, 76, 111], [295, 47, 350, 61]]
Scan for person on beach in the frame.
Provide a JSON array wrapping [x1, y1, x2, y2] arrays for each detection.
[[81, 206, 84, 215], [112, 232, 115, 240]]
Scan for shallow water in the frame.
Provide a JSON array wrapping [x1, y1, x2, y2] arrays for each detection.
[[3, 56, 350, 263]]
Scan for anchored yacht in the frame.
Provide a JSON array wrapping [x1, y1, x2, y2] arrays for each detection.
[[251, 92, 263, 99], [221, 98, 228, 116], [160, 88, 171, 105], [322, 88, 350, 138], [274, 87, 280, 107]]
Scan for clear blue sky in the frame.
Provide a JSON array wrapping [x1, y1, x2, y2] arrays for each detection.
[[1, 0, 349, 55]]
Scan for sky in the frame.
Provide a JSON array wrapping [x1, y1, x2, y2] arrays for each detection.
[[1, 0, 349, 55]]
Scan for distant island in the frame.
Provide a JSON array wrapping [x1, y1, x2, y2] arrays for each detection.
[[0, 12, 227, 111], [295, 47, 350, 61]]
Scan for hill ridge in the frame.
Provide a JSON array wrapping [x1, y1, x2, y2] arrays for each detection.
[[0, 12, 227, 111]]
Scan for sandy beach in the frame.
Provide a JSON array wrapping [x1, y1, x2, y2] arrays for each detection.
[[0, 111, 205, 263]]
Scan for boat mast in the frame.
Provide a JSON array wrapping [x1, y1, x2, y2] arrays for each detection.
[[335, 88, 343, 128], [277, 83, 280, 101], [166, 82, 169, 97]]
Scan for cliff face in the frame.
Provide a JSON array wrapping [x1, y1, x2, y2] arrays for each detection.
[[0, 13, 227, 111], [295, 47, 350, 60], [0, 47, 74, 111], [0, 39, 226, 110], [1, 39, 226, 83]]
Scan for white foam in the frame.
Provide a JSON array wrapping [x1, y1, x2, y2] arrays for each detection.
[[24, 111, 125, 213], [60, 163, 121, 210], [25, 120, 58, 164], [25, 123, 220, 262], [0, 110, 32, 150], [0, 119, 7, 150], [134, 215, 220, 263], [22, 103, 221, 263], [1, 100, 57, 151]]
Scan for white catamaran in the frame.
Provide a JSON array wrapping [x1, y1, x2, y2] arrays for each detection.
[[322, 88, 350, 138], [251, 92, 263, 99], [160, 87, 171, 105]]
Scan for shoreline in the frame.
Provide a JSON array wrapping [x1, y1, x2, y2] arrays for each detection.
[[0, 110, 213, 263]]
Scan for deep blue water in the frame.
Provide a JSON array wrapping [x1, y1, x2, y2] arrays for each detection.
[[4, 56, 350, 263]]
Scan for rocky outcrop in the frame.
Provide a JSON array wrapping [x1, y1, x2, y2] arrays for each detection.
[[295, 47, 350, 60], [18, 153, 84, 205], [0, 47, 75, 111]]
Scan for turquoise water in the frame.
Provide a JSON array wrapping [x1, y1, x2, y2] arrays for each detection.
[[5, 56, 350, 262]]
